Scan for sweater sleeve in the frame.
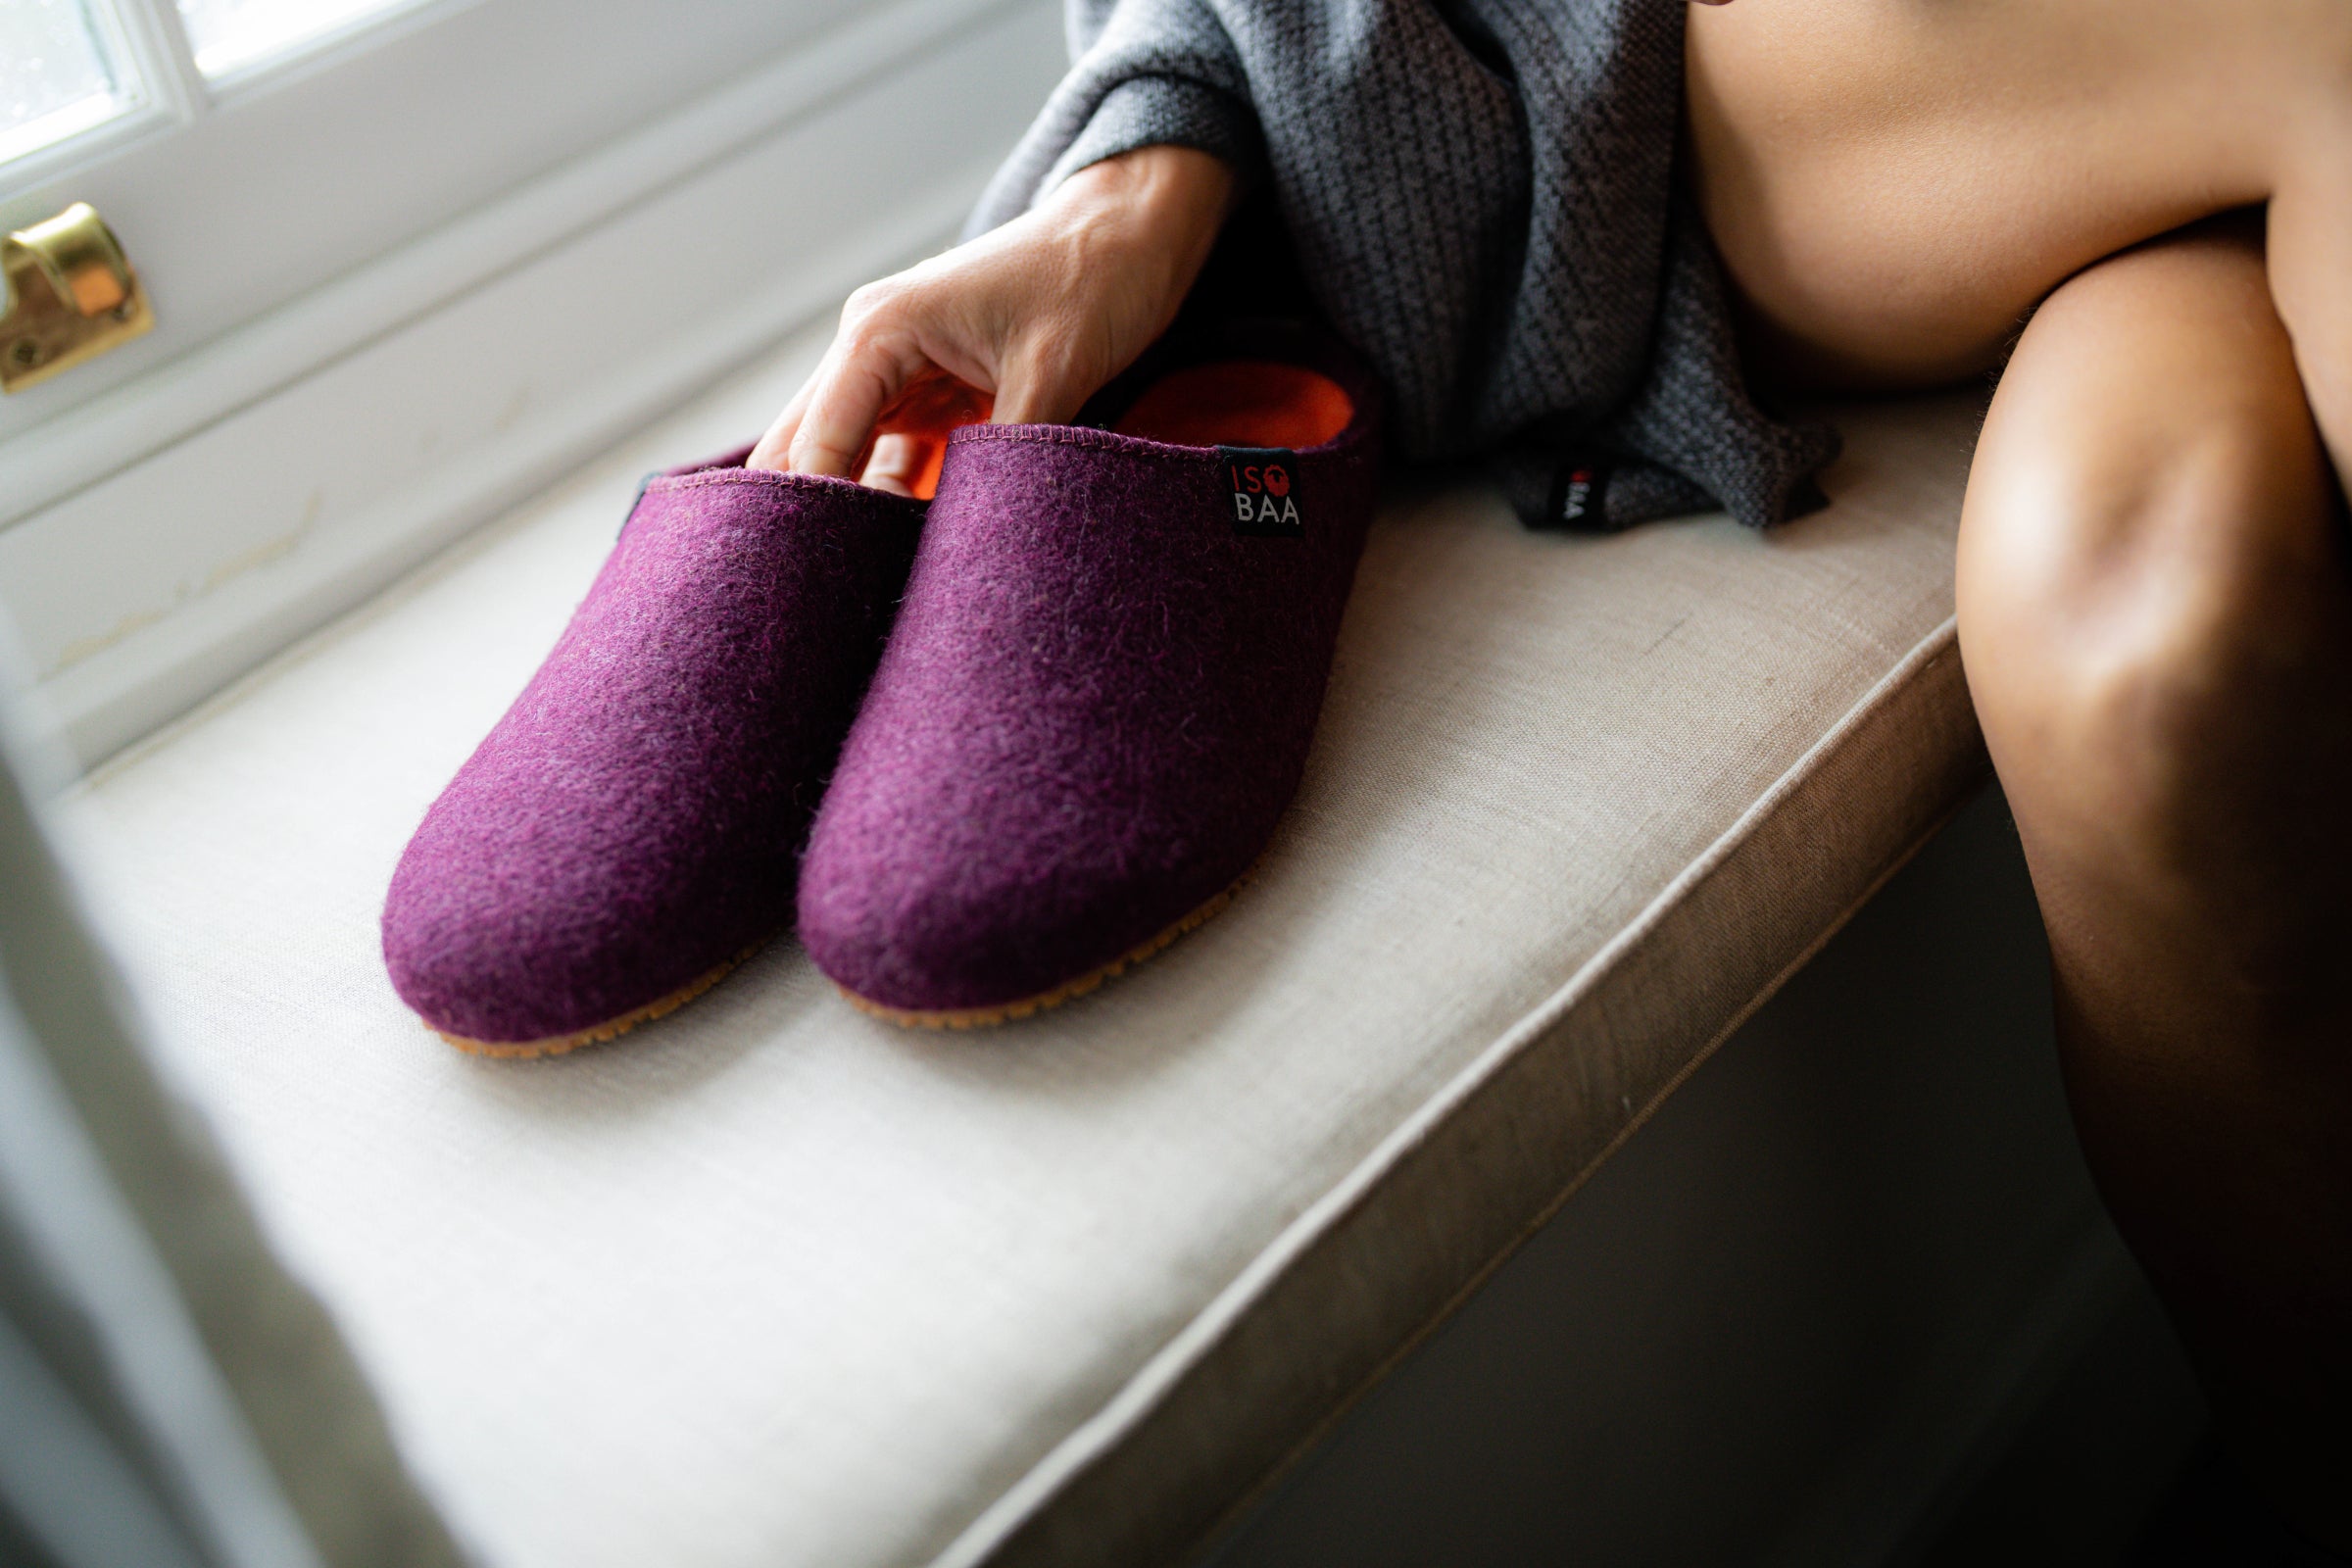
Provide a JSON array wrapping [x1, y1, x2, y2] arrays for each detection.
[[965, 0, 1265, 238], [1055, 74, 1262, 185]]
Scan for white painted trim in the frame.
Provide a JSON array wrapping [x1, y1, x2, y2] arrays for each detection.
[[112, 0, 212, 127], [187, 0, 479, 98], [0, 96, 138, 172], [0, 0, 1040, 525], [2, 0, 1061, 769]]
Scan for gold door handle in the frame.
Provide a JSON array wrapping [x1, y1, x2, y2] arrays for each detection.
[[3, 203, 156, 393]]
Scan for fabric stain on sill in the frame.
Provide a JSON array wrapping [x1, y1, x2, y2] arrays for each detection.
[[52, 606, 172, 674], [201, 516, 310, 594], [48, 493, 319, 676]]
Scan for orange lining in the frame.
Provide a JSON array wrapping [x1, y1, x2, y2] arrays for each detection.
[[1113, 361, 1353, 449], [864, 359, 1352, 499], [870, 373, 994, 501]]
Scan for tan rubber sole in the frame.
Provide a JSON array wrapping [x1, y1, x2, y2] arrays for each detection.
[[438, 942, 762, 1059], [840, 872, 1250, 1030]]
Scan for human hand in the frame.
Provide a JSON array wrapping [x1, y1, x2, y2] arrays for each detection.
[[748, 144, 1241, 494]]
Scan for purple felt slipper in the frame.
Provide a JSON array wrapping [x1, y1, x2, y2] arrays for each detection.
[[797, 320, 1384, 1025], [382, 449, 924, 1055]]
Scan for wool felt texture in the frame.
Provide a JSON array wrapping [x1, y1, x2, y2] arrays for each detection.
[[970, 0, 1839, 532], [798, 321, 1381, 1016], [382, 452, 924, 1047]]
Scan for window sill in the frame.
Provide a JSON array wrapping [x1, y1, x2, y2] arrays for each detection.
[[66, 364, 1995, 1564]]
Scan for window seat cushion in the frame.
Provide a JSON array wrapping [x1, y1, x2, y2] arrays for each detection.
[[67, 352, 1989, 1568]]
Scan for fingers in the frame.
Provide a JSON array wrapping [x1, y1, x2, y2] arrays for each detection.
[[859, 433, 923, 497], [751, 348, 991, 491], [752, 310, 1081, 481], [788, 330, 912, 479], [989, 335, 1090, 427], [749, 282, 931, 476], [746, 377, 814, 471], [988, 368, 1060, 427], [746, 185, 1166, 478]]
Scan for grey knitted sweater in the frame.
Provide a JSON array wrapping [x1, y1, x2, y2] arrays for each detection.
[[968, 0, 1838, 530]]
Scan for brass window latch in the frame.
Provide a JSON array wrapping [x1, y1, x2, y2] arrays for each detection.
[[2, 203, 155, 394]]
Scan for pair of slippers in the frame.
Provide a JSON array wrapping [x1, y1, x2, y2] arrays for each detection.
[[381, 320, 1382, 1055]]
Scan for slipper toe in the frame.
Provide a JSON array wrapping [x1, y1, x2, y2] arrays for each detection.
[[383, 455, 924, 1051]]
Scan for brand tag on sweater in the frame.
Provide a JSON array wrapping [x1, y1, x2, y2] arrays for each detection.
[[1550, 458, 1614, 529], [1219, 447, 1304, 538]]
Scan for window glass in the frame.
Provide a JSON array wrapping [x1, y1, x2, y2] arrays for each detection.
[[175, 0, 426, 80], [0, 0, 135, 167]]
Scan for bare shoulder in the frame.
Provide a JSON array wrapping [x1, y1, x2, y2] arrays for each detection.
[[1685, 0, 2351, 389]]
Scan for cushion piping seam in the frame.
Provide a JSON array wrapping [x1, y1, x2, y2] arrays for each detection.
[[926, 612, 1970, 1568], [1185, 715, 1991, 1560]]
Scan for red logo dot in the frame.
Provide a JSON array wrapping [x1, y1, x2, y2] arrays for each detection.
[[1264, 466, 1291, 497]]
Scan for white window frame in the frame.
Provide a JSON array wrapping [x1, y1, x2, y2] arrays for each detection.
[[1, 0, 898, 447], [0, 0, 1063, 768], [1, 0, 201, 193]]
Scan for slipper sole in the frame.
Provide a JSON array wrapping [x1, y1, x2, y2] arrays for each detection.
[[436, 940, 767, 1059], [838, 870, 1251, 1030]]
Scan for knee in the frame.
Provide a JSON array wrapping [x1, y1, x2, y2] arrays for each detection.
[[1958, 420, 2345, 853]]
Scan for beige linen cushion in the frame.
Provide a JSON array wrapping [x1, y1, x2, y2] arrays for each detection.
[[65, 334, 1988, 1568]]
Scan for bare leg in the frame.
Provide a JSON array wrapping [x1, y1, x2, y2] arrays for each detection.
[[1958, 218, 2352, 1550]]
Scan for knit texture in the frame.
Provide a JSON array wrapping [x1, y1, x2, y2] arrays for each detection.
[[383, 454, 924, 1043], [799, 323, 1383, 1013], [970, 0, 1838, 530]]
